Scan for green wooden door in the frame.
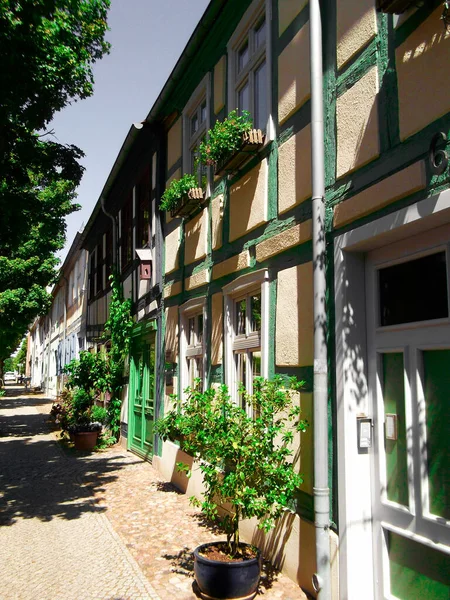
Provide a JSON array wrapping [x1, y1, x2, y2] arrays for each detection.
[[128, 334, 155, 458]]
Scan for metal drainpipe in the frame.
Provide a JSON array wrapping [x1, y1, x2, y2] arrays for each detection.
[[310, 0, 331, 598]]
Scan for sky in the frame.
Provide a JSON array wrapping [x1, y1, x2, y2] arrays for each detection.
[[51, 0, 210, 263]]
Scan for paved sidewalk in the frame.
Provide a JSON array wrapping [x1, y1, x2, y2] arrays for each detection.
[[0, 388, 308, 600], [0, 388, 159, 600]]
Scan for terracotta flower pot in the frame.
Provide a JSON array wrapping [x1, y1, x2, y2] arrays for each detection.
[[73, 431, 99, 451]]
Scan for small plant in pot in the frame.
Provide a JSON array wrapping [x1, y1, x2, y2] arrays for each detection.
[[156, 376, 308, 600]]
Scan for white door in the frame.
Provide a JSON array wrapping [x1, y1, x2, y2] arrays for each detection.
[[366, 225, 450, 599]]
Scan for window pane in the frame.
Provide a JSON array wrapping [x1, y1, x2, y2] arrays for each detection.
[[236, 299, 246, 335], [254, 60, 267, 131], [250, 293, 261, 332], [197, 314, 203, 345], [238, 82, 250, 115], [238, 41, 249, 72], [236, 352, 247, 410], [252, 350, 261, 379], [191, 113, 198, 135], [379, 252, 448, 327], [195, 357, 203, 391], [200, 101, 207, 124], [188, 317, 195, 345], [255, 18, 266, 49]]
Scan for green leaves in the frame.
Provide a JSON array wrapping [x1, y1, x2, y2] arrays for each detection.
[[197, 110, 252, 166], [155, 377, 309, 557], [160, 173, 198, 212]]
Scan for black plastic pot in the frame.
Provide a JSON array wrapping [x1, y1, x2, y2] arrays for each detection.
[[194, 542, 261, 600]]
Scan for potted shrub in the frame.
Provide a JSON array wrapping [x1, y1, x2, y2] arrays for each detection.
[[197, 110, 265, 178], [156, 376, 308, 600], [63, 351, 109, 450], [160, 173, 204, 218]]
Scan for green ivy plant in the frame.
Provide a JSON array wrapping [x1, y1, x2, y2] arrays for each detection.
[[156, 376, 308, 557], [197, 109, 252, 167], [160, 173, 198, 213], [102, 271, 134, 440]]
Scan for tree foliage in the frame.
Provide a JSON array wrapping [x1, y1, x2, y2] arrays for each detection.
[[156, 377, 308, 556], [0, 0, 110, 362]]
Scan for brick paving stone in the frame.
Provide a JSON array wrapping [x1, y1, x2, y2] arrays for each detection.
[[0, 388, 310, 600]]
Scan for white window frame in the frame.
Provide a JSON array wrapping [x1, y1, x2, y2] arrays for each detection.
[[224, 269, 269, 410], [179, 296, 207, 394], [227, 0, 273, 141], [183, 75, 211, 196]]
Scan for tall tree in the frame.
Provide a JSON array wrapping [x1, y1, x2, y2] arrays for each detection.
[[0, 0, 110, 366]]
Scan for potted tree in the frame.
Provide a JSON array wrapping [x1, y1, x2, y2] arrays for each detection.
[[156, 376, 308, 600], [160, 173, 204, 218], [197, 110, 265, 178]]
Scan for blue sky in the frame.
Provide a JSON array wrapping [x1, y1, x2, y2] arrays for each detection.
[[52, 0, 210, 262]]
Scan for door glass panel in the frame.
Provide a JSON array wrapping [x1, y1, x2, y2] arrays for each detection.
[[423, 349, 450, 520], [387, 531, 450, 600], [379, 251, 448, 326], [382, 353, 409, 507]]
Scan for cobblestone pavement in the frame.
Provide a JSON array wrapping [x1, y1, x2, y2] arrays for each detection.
[[0, 388, 309, 600]]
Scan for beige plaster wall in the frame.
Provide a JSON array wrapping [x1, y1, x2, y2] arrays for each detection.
[[212, 251, 249, 280], [211, 194, 223, 250], [278, 22, 310, 125], [239, 511, 320, 597], [214, 56, 226, 115], [336, 66, 379, 179], [164, 280, 182, 299], [153, 442, 206, 500], [278, 124, 312, 214], [276, 262, 313, 367], [229, 160, 267, 242], [167, 118, 182, 171], [184, 209, 207, 265], [211, 292, 223, 365], [256, 220, 312, 263], [164, 225, 181, 275], [185, 268, 209, 291], [337, 0, 377, 69], [333, 161, 426, 228], [165, 305, 179, 359], [278, 0, 307, 35], [396, 7, 450, 140]]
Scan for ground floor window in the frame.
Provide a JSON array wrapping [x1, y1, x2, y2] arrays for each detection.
[[224, 270, 269, 413], [180, 297, 206, 393]]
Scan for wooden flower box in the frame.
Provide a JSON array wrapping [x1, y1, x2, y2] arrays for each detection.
[[214, 129, 265, 178], [170, 187, 204, 218]]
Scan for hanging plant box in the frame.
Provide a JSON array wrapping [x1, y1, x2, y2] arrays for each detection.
[[170, 187, 204, 218], [214, 129, 265, 178]]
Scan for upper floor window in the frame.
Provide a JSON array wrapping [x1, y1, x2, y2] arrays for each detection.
[[183, 76, 211, 189], [137, 166, 151, 248], [228, 0, 270, 133], [121, 191, 133, 270], [96, 241, 103, 293], [89, 253, 95, 299]]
